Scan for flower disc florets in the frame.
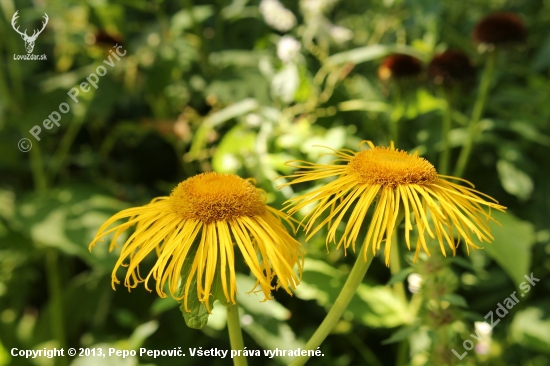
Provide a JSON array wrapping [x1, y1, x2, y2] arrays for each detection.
[[170, 172, 266, 223], [348, 147, 438, 187]]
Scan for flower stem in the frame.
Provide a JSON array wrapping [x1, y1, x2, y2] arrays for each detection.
[[47, 109, 87, 184], [438, 91, 453, 176], [226, 302, 248, 366], [289, 247, 374, 366], [45, 249, 68, 366], [453, 51, 497, 178], [389, 231, 407, 304], [29, 140, 48, 192], [389, 86, 404, 146]]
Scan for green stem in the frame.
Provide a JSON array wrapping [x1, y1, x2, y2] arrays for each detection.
[[346, 333, 384, 366], [407, 293, 422, 322], [47, 107, 87, 183], [438, 91, 453, 175], [453, 51, 497, 177], [395, 338, 409, 366], [29, 142, 48, 192], [45, 249, 68, 366], [226, 302, 248, 366], [389, 231, 407, 304], [389, 87, 403, 146], [289, 247, 374, 366]]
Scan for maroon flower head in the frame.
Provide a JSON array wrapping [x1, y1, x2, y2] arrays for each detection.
[[378, 54, 422, 81], [93, 31, 123, 48], [428, 50, 476, 86], [473, 12, 526, 46]]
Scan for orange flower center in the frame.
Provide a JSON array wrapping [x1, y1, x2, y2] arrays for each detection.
[[348, 147, 438, 186], [170, 172, 266, 223]]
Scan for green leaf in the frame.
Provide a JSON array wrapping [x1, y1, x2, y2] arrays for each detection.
[[209, 50, 268, 68], [236, 275, 303, 364], [511, 302, 550, 354], [386, 267, 414, 286], [496, 160, 534, 201], [475, 211, 535, 289], [189, 98, 259, 158], [177, 242, 230, 329], [338, 100, 389, 113], [127, 321, 159, 349], [328, 44, 425, 65], [171, 6, 214, 36], [449, 256, 474, 270], [440, 294, 468, 308], [206, 98, 259, 128], [236, 274, 290, 321], [271, 63, 299, 103], [150, 297, 179, 316], [509, 121, 550, 147], [294, 259, 407, 328], [212, 126, 257, 173], [382, 321, 421, 345], [14, 185, 128, 272]]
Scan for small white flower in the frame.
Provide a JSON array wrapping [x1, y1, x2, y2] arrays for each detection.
[[475, 321, 493, 336], [329, 25, 354, 44], [407, 273, 423, 294], [277, 36, 301, 62], [474, 322, 492, 355], [260, 0, 297, 32], [245, 113, 262, 127], [300, 0, 339, 15]]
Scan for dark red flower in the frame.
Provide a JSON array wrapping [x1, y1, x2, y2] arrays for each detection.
[[428, 50, 476, 86], [378, 54, 423, 80], [93, 31, 123, 48], [473, 12, 526, 46]]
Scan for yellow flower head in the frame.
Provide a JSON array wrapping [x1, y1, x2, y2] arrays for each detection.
[[89, 172, 304, 312], [280, 141, 506, 265]]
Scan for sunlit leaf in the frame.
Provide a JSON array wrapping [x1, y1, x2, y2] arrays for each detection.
[[294, 259, 408, 328], [14, 186, 128, 272], [475, 211, 535, 289], [496, 160, 534, 201], [328, 44, 425, 65], [511, 302, 550, 354], [236, 275, 302, 364]]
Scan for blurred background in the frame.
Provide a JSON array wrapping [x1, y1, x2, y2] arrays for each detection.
[[0, 0, 549, 365]]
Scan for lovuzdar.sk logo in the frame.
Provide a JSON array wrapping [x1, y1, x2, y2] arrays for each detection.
[[11, 10, 48, 61]]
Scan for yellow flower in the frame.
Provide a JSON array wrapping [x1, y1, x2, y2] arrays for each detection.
[[279, 141, 506, 265], [89, 172, 304, 312]]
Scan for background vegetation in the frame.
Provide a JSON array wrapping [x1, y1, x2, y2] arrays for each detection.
[[0, 0, 549, 365]]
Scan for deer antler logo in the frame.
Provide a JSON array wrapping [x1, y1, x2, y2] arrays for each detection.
[[11, 11, 49, 54]]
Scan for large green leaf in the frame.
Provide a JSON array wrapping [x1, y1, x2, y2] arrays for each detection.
[[475, 211, 535, 289], [236, 274, 303, 364], [14, 185, 128, 272], [294, 259, 407, 328]]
